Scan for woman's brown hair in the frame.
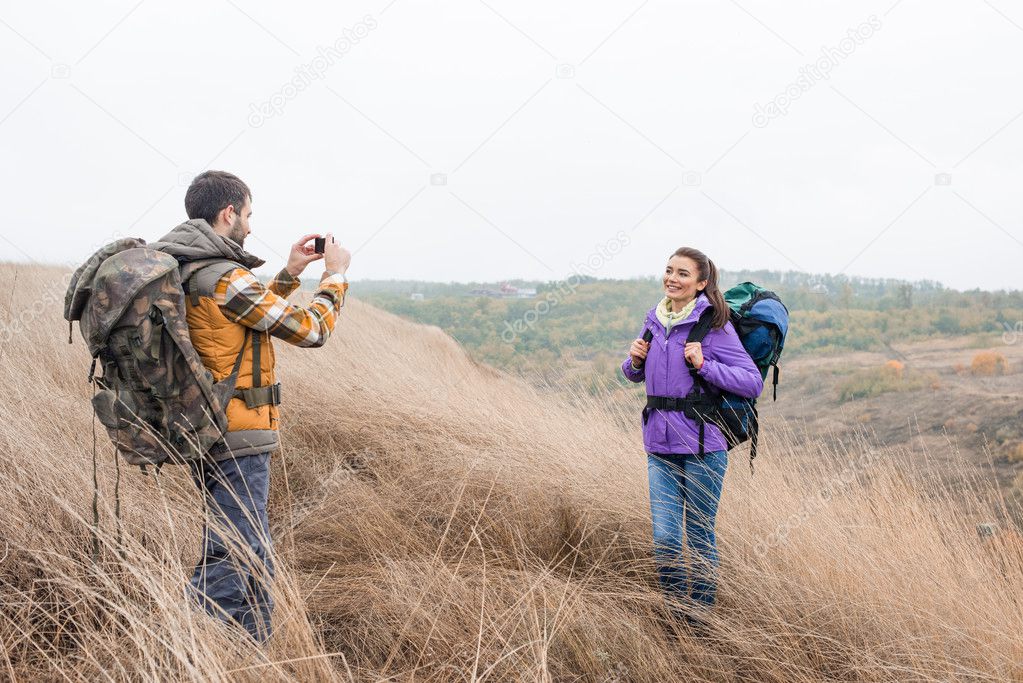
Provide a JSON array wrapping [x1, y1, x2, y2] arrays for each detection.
[[671, 247, 729, 329]]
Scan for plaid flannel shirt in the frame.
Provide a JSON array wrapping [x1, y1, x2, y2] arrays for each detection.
[[213, 268, 348, 347]]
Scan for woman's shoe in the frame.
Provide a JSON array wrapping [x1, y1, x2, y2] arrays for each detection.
[[664, 600, 712, 638]]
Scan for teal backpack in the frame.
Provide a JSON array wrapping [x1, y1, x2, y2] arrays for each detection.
[[685, 282, 789, 473], [723, 282, 789, 396]]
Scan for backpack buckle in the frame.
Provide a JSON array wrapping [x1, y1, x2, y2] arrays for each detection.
[[234, 382, 283, 409]]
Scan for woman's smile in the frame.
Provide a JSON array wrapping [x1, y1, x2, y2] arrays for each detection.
[[663, 255, 704, 306]]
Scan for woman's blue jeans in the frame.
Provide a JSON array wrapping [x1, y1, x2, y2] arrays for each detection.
[[647, 450, 728, 609]]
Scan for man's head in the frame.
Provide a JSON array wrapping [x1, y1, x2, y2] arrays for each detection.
[[184, 171, 252, 248]]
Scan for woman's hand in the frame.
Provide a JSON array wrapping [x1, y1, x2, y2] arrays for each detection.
[[684, 342, 705, 370], [629, 338, 651, 367]]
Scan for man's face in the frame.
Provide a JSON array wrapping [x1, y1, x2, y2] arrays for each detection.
[[227, 196, 252, 248]]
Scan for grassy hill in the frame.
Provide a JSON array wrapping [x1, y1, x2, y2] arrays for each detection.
[[0, 263, 1021, 681]]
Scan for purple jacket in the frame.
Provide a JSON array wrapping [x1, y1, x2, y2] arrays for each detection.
[[622, 294, 764, 455]]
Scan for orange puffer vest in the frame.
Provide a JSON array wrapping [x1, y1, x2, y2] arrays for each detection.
[[184, 262, 281, 460], [152, 219, 281, 460]]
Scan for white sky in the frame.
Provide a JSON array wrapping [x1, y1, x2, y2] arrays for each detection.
[[1, 0, 1021, 290]]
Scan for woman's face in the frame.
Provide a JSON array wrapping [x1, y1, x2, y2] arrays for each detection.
[[663, 255, 707, 306]]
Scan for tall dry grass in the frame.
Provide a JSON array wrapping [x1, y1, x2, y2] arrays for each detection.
[[0, 262, 1021, 682]]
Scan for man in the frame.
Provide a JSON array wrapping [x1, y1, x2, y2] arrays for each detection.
[[154, 170, 350, 642]]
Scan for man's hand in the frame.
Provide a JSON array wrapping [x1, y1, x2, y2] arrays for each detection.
[[285, 233, 325, 278], [322, 232, 351, 276]]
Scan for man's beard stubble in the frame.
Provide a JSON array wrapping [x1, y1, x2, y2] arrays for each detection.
[[228, 218, 246, 249]]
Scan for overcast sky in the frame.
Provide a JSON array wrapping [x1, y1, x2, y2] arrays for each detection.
[[1, 0, 1021, 290]]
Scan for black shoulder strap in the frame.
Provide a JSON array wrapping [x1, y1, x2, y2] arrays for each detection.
[[684, 307, 716, 388], [680, 306, 718, 458], [251, 329, 262, 389], [686, 306, 716, 345]]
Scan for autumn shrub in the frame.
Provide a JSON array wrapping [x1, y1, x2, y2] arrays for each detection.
[[970, 351, 1009, 376], [883, 359, 905, 380]]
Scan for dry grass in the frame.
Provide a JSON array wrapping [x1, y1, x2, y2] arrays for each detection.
[[1, 262, 1021, 682]]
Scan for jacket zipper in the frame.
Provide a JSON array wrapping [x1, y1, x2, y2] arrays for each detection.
[[663, 322, 671, 448], [660, 313, 695, 450]]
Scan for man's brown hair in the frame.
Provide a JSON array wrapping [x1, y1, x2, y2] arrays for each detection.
[[184, 171, 251, 225]]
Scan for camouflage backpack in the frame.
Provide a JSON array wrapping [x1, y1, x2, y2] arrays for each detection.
[[64, 238, 244, 468]]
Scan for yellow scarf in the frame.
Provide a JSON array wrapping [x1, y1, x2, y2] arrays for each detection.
[[656, 296, 698, 334]]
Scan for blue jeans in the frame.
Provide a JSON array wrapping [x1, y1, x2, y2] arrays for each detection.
[[189, 453, 275, 642], [647, 450, 728, 609]]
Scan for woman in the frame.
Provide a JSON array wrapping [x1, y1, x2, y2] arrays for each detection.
[[622, 247, 763, 626]]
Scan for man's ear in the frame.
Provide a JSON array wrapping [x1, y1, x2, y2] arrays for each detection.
[[215, 204, 236, 229]]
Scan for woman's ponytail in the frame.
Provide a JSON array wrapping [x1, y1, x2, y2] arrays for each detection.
[[672, 247, 729, 329]]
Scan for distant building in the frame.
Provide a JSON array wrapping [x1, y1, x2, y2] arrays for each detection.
[[410, 293, 424, 301], [470, 283, 538, 299]]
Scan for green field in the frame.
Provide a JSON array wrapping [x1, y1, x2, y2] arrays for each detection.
[[348, 270, 1023, 379]]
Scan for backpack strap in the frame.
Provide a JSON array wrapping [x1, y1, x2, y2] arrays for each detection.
[[683, 307, 718, 458], [231, 329, 250, 378], [180, 259, 244, 306], [252, 329, 261, 389], [231, 328, 282, 408], [685, 307, 716, 385], [749, 403, 760, 475], [229, 329, 251, 383], [686, 306, 715, 346]]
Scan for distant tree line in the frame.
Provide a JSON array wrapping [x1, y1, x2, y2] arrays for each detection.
[[347, 271, 1023, 376]]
